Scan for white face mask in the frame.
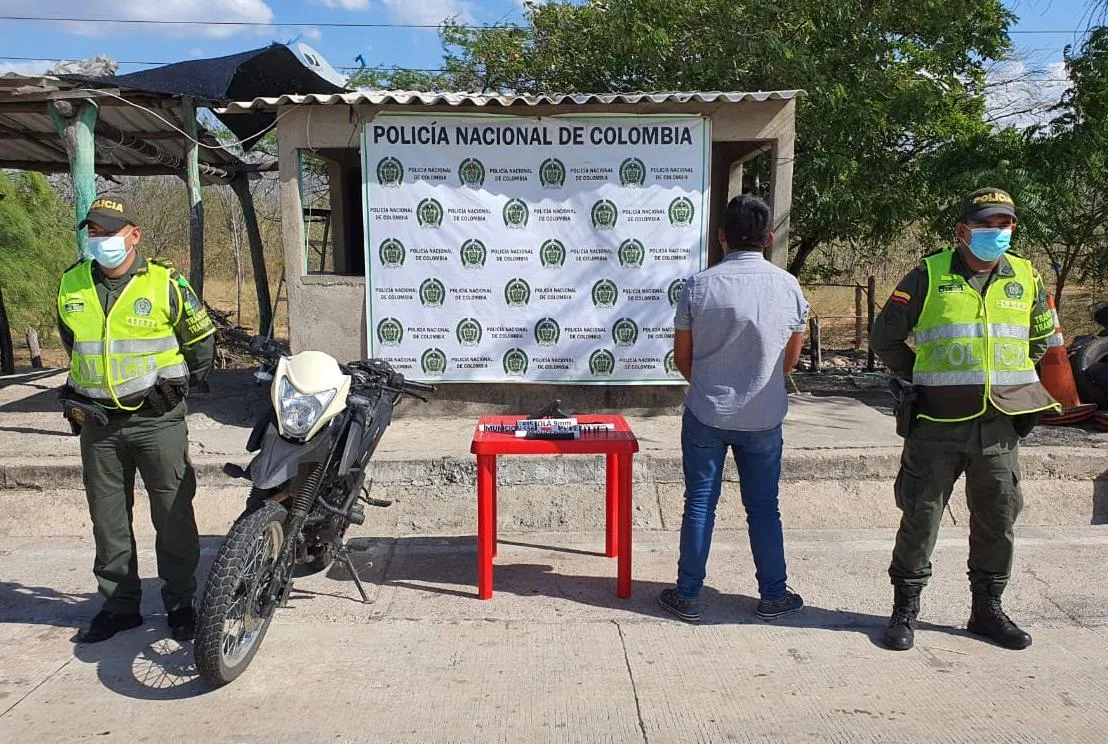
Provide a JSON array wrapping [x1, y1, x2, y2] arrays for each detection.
[[88, 228, 134, 269]]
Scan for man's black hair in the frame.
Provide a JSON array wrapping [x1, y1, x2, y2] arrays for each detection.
[[723, 194, 772, 252]]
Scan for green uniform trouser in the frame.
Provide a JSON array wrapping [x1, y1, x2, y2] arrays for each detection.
[[79, 401, 199, 614], [889, 412, 1024, 590]]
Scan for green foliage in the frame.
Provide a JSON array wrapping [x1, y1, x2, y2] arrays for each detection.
[[0, 171, 76, 339], [391, 0, 1014, 276], [924, 25, 1108, 307]]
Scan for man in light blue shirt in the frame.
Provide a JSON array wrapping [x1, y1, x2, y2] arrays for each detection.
[[659, 194, 809, 623]]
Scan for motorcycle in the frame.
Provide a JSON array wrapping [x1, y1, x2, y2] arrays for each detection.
[[193, 338, 434, 686]]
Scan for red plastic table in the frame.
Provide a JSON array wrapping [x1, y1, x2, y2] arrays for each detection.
[[470, 414, 639, 600]]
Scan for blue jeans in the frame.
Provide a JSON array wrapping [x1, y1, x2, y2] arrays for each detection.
[[677, 410, 788, 601]]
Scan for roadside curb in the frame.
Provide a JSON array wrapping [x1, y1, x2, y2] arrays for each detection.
[[2, 446, 1103, 491]]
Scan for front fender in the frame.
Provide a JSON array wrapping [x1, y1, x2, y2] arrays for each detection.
[[247, 421, 336, 490]]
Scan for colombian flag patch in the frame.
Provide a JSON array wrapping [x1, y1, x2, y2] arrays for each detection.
[[890, 290, 911, 305]]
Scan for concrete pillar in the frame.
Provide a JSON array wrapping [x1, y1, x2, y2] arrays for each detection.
[[705, 146, 731, 267], [48, 100, 98, 261], [182, 97, 205, 298], [767, 133, 795, 269]]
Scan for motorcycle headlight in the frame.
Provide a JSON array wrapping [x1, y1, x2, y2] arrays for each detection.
[[278, 377, 337, 438]]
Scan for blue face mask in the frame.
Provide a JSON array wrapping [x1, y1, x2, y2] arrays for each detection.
[[967, 227, 1013, 262], [87, 230, 133, 269]]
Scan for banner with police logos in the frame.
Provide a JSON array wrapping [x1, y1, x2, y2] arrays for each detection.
[[362, 114, 708, 383]]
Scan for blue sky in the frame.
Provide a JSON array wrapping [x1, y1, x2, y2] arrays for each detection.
[[0, 0, 1093, 85]]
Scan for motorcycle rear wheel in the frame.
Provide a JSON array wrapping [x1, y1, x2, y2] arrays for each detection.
[[194, 499, 288, 686]]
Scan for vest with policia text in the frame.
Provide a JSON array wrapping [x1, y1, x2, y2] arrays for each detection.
[[911, 250, 1060, 422], [57, 260, 190, 411]]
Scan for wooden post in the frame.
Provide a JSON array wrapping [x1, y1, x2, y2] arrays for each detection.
[[0, 284, 14, 375], [867, 276, 877, 372], [809, 316, 822, 373], [48, 100, 98, 260], [25, 327, 42, 369], [854, 285, 864, 350], [182, 97, 205, 299], [230, 174, 274, 336]]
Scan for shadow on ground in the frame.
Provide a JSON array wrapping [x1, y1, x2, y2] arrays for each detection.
[[0, 369, 268, 427], [327, 535, 966, 650], [0, 542, 221, 701]]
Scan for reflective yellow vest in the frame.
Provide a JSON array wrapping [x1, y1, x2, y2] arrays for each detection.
[[58, 261, 189, 411], [912, 251, 1059, 422]]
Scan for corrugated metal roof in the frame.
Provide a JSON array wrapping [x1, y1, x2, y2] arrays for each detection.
[[0, 74, 248, 180], [221, 89, 804, 112]]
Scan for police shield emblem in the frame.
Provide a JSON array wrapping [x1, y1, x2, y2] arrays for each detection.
[[534, 318, 560, 347], [591, 200, 618, 231], [539, 158, 566, 189], [376, 157, 404, 188], [133, 298, 153, 317], [540, 239, 566, 268], [503, 199, 529, 229], [417, 198, 444, 228], [592, 279, 618, 309], [376, 318, 404, 346], [612, 318, 639, 347], [456, 318, 483, 347], [419, 278, 446, 307], [459, 158, 486, 189], [503, 348, 529, 377], [619, 157, 646, 187], [504, 278, 531, 308], [421, 348, 447, 376], [668, 278, 686, 306], [379, 238, 406, 268], [459, 239, 487, 269], [618, 239, 645, 268], [664, 350, 680, 376], [589, 349, 616, 377], [668, 197, 695, 226], [1004, 281, 1025, 300]]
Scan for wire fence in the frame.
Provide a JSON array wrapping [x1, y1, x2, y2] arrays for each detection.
[[800, 277, 878, 372]]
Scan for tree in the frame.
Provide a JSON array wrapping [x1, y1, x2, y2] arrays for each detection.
[[378, 0, 1014, 276], [922, 26, 1108, 309], [0, 171, 76, 338]]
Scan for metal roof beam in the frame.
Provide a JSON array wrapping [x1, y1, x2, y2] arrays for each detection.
[[91, 116, 233, 181]]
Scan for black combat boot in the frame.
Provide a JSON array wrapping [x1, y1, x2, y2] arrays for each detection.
[[883, 585, 921, 651], [967, 584, 1032, 649]]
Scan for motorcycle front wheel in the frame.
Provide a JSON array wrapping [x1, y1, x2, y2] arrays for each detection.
[[194, 499, 288, 686]]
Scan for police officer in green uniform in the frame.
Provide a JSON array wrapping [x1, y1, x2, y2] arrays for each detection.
[[870, 188, 1059, 652], [57, 196, 216, 644]]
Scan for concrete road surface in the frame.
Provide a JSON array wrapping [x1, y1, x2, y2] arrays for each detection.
[[2, 527, 1107, 743]]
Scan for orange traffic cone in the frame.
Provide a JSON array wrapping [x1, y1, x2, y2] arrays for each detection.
[[1040, 295, 1097, 425]]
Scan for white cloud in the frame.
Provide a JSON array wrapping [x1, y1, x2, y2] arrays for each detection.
[[985, 60, 1070, 130], [0, 0, 275, 39], [0, 60, 57, 76], [188, 48, 205, 57], [381, 0, 476, 26], [300, 26, 323, 41], [316, 0, 371, 8]]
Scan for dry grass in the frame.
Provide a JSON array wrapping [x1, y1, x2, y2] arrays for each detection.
[[202, 276, 289, 339], [803, 278, 1106, 353]]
